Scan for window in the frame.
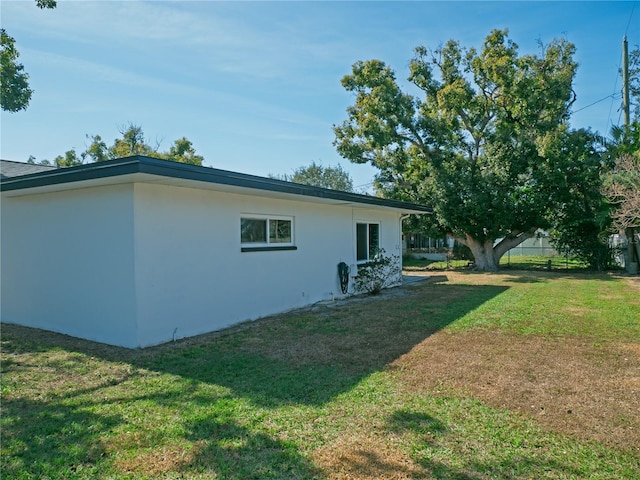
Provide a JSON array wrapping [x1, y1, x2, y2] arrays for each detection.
[[241, 215, 295, 252], [241, 218, 267, 243], [268, 219, 291, 244], [356, 222, 379, 261]]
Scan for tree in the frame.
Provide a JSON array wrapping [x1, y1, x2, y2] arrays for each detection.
[[109, 124, 159, 158], [1, 29, 33, 112], [61, 124, 204, 166], [165, 137, 204, 166], [271, 161, 354, 191], [1, 1, 56, 112], [27, 155, 51, 166], [334, 29, 578, 271], [546, 129, 613, 270], [603, 152, 640, 231], [53, 149, 83, 168], [84, 134, 109, 163]]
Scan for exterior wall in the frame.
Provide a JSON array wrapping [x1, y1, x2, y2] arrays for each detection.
[[1, 181, 403, 348], [132, 183, 402, 347], [1, 185, 138, 347]]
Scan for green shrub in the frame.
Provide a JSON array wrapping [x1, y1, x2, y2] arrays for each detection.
[[354, 249, 401, 295]]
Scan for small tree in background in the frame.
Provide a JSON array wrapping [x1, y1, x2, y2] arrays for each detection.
[[603, 152, 640, 231], [53, 149, 83, 168], [271, 161, 354, 192], [34, 123, 205, 167]]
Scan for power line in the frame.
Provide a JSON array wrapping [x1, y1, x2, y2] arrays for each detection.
[[573, 92, 621, 114], [624, 0, 638, 37], [607, 48, 623, 131], [605, 0, 636, 131]]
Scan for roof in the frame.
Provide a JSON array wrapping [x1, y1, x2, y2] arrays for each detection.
[[0, 159, 57, 178], [0, 156, 432, 214]]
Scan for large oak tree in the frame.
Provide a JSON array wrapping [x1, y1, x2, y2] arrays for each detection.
[[334, 29, 578, 271]]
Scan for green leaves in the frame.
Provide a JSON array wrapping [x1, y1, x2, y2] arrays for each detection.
[[271, 161, 354, 191], [52, 124, 204, 167], [334, 29, 581, 270], [1, 1, 57, 113], [165, 137, 205, 166], [0, 29, 33, 113], [54, 149, 83, 168], [334, 59, 422, 168]]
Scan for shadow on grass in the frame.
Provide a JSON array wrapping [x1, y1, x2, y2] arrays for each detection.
[[183, 409, 323, 478], [0, 385, 322, 479], [2, 281, 508, 408], [1, 280, 508, 478], [0, 396, 121, 479], [384, 407, 598, 480], [146, 284, 510, 407]]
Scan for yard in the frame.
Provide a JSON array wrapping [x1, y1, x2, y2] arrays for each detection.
[[2, 271, 639, 479]]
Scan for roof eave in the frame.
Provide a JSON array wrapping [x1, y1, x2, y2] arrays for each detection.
[[0, 156, 432, 214]]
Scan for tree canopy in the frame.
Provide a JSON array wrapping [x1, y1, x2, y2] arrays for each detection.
[[33, 124, 204, 168], [546, 129, 612, 270], [270, 161, 354, 192], [1, 29, 33, 113], [1, 1, 56, 112], [334, 29, 579, 271]]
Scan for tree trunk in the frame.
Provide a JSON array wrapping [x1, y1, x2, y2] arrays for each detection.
[[457, 229, 537, 272], [467, 238, 500, 272]]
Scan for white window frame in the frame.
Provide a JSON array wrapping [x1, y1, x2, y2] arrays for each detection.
[[241, 214, 296, 252], [356, 221, 380, 263]]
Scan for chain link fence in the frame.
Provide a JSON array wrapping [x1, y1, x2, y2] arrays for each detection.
[[404, 232, 638, 272]]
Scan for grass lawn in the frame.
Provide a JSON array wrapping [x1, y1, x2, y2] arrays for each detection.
[[2, 271, 639, 479]]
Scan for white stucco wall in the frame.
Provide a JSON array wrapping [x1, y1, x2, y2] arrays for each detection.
[[1, 185, 139, 347], [1, 180, 403, 348], [132, 183, 402, 347]]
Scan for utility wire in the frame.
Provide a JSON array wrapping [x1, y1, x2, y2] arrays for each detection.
[[574, 92, 621, 114], [624, 0, 638, 37], [607, 51, 623, 132], [605, 0, 636, 132]]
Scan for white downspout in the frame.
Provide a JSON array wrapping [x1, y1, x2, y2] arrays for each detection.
[[400, 214, 411, 271]]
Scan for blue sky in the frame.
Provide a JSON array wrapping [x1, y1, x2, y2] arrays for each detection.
[[1, 1, 638, 190]]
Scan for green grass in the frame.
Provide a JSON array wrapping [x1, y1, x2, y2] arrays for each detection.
[[2, 272, 639, 479], [448, 273, 640, 339]]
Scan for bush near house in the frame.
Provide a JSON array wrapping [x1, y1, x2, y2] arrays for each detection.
[[354, 249, 401, 295]]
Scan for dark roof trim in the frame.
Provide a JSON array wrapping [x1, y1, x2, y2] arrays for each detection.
[[0, 156, 432, 213]]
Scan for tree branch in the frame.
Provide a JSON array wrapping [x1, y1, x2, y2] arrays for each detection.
[[493, 228, 537, 258]]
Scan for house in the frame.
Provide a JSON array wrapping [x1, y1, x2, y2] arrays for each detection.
[[1, 156, 431, 348]]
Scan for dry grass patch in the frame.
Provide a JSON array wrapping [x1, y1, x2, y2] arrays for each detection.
[[313, 434, 423, 480], [393, 330, 640, 453], [113, 443, 200, 477]]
